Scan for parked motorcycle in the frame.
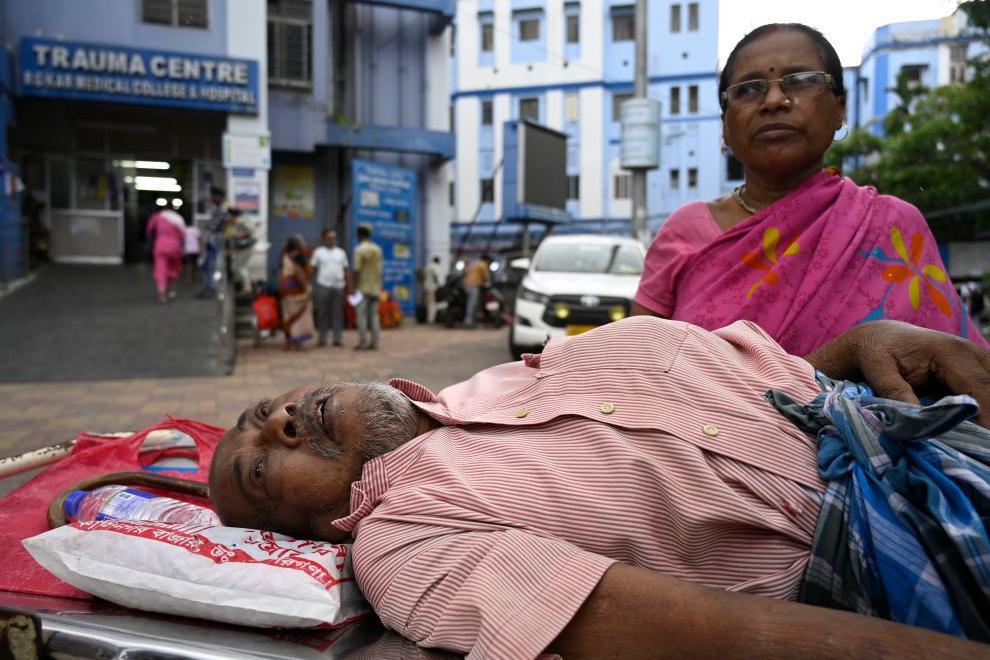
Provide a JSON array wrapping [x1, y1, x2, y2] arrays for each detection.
[[436, 273, 505, 328]]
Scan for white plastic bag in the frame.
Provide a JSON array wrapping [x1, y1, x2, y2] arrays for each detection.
[[24, 520, 370, 628]]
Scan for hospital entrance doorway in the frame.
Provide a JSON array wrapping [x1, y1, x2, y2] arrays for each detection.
[[118, 159, 193, 263]]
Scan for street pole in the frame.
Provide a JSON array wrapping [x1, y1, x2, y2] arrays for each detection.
[[631, 0, 649, 244]]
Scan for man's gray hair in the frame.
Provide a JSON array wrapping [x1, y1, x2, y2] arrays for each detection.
[[356, 382, 419, 461]]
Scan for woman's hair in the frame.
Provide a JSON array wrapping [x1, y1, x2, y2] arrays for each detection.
[[719, 23, 845, 111], [284, 235, 305, 253]]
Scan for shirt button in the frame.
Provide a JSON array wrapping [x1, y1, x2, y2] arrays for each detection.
[[600, 402, 615, 414], [516, 408, 529, 418], [702, 424, 719, 437]]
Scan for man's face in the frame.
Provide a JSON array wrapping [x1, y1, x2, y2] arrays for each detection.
[[209, 381, 415, 542], [323, 231, 336, 247]]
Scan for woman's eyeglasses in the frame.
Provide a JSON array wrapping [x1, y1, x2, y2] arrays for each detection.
[[721, 71, 835, 108]]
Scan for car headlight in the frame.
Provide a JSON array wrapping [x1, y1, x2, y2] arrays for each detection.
[[518, 287, 549, 305], [609, 305, 626, 322]]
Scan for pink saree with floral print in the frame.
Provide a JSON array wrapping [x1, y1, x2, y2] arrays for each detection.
[[655, 169, 987, 355]]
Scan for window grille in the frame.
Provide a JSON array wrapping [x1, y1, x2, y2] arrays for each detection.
[[141, 0, 208, 28], [614, 174, 631, 199], [567, 175, 580, 200], [611, 6, 634, 42], [481, 178, 495, 203], [520, 97, 540, 122], [268, 4, 312, 89], [670, 4, 681, 33]]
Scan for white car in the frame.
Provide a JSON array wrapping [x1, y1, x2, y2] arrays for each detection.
[[508, 234, 645, 358]]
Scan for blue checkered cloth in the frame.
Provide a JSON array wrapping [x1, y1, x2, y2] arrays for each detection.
[[768, 375, 990, 641]]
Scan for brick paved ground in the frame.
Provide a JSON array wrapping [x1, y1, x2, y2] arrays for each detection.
[[0, 323, 510, 464]]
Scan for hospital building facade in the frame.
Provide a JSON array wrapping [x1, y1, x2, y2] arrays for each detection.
[[0, 0, 454, 316]]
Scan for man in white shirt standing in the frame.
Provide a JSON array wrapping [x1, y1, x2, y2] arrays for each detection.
[[310, 229, 349, 347]]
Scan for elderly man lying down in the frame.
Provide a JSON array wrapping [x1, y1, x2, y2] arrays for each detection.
[[210, 316, 990, 659]]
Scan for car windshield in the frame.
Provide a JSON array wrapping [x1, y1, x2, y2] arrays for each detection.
[[533, 242, 643, 275]]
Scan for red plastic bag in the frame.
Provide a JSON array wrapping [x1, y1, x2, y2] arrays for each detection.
[[253, 292, 280, 331], [0, 418, 224, 598]]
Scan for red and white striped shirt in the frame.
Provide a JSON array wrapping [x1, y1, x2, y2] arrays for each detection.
[[333, 316, 825, 660]]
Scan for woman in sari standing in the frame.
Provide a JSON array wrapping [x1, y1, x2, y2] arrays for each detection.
[[278, 236, 316, 350], [146, 204, 187, 304], [633, 23, 987, 355]]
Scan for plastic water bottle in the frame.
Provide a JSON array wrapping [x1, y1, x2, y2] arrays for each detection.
[[64, 485, 220, 527]]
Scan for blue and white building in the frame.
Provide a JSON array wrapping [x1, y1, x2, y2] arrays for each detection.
[[451, 0, 733, 238], [846, 9, 988, 136], [1, 0, 454, 304]]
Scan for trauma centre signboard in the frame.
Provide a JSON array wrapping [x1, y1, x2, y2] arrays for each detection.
[[18, 38, 259, 114], [352, 159, 417, 317]]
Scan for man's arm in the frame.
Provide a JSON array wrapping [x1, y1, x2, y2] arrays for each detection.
[[804, 320, 990, 427], [549, 563, 988, 659]]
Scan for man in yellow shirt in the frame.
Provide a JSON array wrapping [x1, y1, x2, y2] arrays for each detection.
[[462, 254, 491, 327], [352, 224, 384, 350]]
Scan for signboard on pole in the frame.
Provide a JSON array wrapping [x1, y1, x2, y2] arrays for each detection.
[[351, 159, 417, 317], [620, 98, 661, 170]]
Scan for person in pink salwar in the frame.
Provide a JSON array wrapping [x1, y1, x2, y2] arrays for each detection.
[[633, 24, 987, 355], [146, 207, 187, 303]]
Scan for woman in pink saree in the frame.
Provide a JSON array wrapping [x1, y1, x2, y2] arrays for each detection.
[[146, 206, 187, 304], [634, 24, 986, 356]]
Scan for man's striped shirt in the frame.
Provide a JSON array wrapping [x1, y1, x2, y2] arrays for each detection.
[[333, 316, 824, 659]]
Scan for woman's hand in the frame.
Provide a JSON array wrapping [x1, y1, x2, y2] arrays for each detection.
[[804, 320, 990, 427]]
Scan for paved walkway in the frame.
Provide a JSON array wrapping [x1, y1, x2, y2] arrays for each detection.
[[0, 265, 226, 382], [0, 324, 510, 461]]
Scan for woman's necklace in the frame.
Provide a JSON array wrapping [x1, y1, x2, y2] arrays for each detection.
[[731, 186, 760, 215]]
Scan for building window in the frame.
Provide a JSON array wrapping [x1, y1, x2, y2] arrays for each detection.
[[688, 167, 698, 188], [449, 181, 455, 206], [142, 0, 208, 28], [900, 64, 927, 87], [687, 2, 699, 31], [670, 4, 681, 33], [950, 44, 968, 84], [567, 175, 580, 200], [566, 3, 580, 44], [481, 100, 493, 126], [268, 1, 312, 88], [688, 85, 698, 113], [726, 155, 744, 181], [481, 178, 495, 203], [565, 93, 580, 124], [614, 174, 631, 199], [611, 6, 634, 42], [859, 77, 869, 103], [669, 86, 681, 115], [669, 168, 680, 189], [479, 12, 494, 52], [520, 97, 540, 122], [612, 92, 633, 122], [519, 14, 541, 42]]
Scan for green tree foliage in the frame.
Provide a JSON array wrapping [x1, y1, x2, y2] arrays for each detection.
[[826, 1, 990, 241]]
